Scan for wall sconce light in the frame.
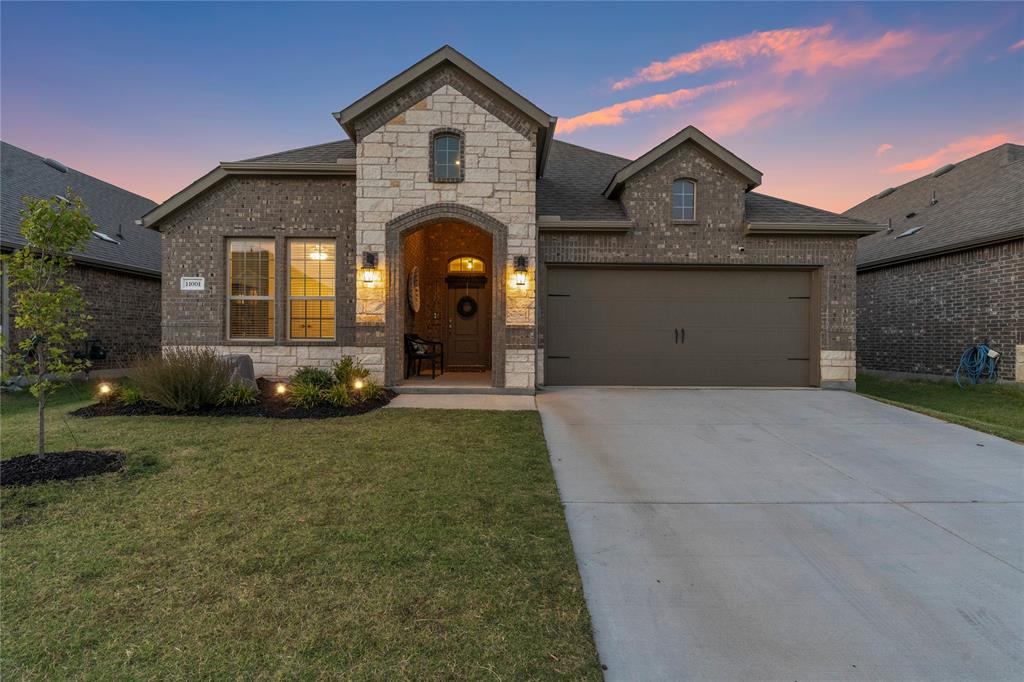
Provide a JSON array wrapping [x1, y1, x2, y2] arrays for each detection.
[[361, 252, 380, 285], [513, 255, 528, 287]]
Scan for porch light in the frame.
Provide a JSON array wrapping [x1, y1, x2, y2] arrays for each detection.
[[361, 252, 380, 285], [353, 379, 365, 391], [513, 255, 528, 287], [275, 382, 288, 396], [97, 382, 114, 398]]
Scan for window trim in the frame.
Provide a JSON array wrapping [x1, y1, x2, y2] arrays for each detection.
[[429, 128, 465, 183], [287, 238, 337, 341], [671, 178, 697, 223], [226, 238, 276, 342]]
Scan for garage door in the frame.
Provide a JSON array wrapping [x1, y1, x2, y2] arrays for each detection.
[[545, 268, 813, 386]]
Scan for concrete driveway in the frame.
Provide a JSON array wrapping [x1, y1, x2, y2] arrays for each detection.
[[538, 388, 1023, 681]]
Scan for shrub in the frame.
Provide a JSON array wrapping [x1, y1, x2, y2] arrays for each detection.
[[332, 357, 370, 386], [219, 382, 258, 407], [119, 386, 145, 406], [323, 382, 352, 408], [291, 366, 334, 390], [287, 381, 326, 409], [132, 347, 232, 412], [354, 378, 386, 402]]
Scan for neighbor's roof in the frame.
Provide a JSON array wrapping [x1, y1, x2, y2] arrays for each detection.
[[846, 143, 1024, 269], [1, 141, 160, 277]]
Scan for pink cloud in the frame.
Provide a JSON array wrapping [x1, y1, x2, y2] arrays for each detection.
[[559, 80, 737, 133], [875, 143, 893, 157], [612, 24, 957, 90], [692, 87, 803, 138], [883, 132, 1018, 174], [612, 25, 831, 89], [1010, 38, 1024, 52]]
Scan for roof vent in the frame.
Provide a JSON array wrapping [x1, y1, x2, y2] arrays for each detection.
[[930, 189, 938, 206], [43, 158, 68, 173], [931, 163, 955, 178], [875, 187, 897, 199], [896, 226, 924, 238], [905, 211, 917, 219], [92, 231, 120, 244]]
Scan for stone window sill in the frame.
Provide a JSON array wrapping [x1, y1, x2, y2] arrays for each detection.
[[671, 219, 698, 225]]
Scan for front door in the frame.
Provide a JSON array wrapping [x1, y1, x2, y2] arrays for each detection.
[[446, 282, 489, 369]]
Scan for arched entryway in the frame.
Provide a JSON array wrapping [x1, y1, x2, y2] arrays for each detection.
[[384, 203, 508, 387]]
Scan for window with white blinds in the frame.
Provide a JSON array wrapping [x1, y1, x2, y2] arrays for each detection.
[[228, 239, 275, 339], [288, 240, 336, 340]]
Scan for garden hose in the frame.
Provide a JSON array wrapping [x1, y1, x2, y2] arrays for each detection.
[[955, 344, 999, 388]]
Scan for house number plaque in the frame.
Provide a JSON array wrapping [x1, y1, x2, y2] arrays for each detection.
[[180, 276, 205, 291]]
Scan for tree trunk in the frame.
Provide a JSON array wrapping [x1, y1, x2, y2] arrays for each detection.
[[37, 344, 46, 458]]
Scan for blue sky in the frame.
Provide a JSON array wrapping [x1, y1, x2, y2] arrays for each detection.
[[2, 1, 1022, 210]]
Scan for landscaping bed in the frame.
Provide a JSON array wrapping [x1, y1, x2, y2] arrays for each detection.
[[1, 450, 125, 487], [72, 379, 394, 419]]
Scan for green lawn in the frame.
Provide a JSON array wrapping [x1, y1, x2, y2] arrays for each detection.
[[857, 373, 1024, 443], [1, 387, 600, 680]]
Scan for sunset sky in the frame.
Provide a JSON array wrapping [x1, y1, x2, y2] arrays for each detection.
[[2, 1, 1022, 212]]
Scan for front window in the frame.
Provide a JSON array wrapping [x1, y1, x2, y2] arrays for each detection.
[[672, 179, 696, 221], [432, 131, 463, 182], [228, 239, 275, 340], [288, 240, 336, 340]]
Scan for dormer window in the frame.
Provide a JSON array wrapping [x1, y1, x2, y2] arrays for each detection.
[[672, 179, 696, 221], [430, 129, 464, 182]]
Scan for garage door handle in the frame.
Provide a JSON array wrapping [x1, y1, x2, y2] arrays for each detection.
[[675, 328, 678, 344], [680, 327, 685, 344]]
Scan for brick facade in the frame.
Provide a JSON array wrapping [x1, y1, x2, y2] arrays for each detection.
[[539, 140, 860, 387], [4, 263, 161, 371], [857, 239, 1023, 381]]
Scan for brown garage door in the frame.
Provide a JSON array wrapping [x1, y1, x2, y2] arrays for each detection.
[[545, 267, 813, 387]]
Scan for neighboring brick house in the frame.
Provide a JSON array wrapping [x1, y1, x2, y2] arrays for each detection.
[[141, 46, 880, 392], [845, 143, 1023, 383], [1, 141, 161, 371]]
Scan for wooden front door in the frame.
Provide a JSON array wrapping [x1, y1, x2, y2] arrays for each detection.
[[446, 281, 490, 369]]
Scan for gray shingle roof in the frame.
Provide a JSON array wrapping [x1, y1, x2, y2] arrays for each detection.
[[226, 137, 871, 229], [744, 192, 871, 225], [846, 143, 1024, 269], [1, 141, 160, 276], [238, 140, 355, 163], [538, 140, 629, 220]]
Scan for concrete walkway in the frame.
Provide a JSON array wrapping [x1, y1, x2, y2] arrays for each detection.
[[538, 388, 1023, 681], [387, 394, 536, 410]]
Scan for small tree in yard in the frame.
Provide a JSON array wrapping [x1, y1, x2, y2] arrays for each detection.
[[2, 190, 96, 457]]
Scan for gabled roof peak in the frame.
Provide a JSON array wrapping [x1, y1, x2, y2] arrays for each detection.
[[603, 125, 762, 198]]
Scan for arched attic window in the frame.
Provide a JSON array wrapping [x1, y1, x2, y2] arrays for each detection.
[[672, 179, 696, 221], [430, 129, 465, 182], [447, 256, 485, 273]]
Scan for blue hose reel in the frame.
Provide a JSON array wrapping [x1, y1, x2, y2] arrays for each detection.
[[955, 344, 999, 388]]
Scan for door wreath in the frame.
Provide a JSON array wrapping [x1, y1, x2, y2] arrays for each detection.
[[456, 295, 478, 319]]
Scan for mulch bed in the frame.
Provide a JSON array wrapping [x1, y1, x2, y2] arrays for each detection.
[[71, 380, 395, 420], [1, 450, 126, 487]]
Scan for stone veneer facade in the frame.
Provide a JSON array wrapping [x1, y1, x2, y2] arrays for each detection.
[[857, 239, 1022, 382], [355, 83, 537, 388], [538, 140, 860, 388]]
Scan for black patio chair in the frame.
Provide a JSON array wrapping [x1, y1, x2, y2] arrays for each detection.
[[404, 333, 444, 379]]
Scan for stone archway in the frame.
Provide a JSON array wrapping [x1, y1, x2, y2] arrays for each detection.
[[385, 203, 508, 386]]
